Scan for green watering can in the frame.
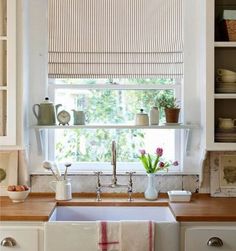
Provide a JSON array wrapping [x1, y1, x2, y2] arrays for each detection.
[[33, 97, 62, 125]]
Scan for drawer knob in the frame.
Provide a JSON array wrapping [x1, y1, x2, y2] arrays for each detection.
[[0, 237, 17, 247], [207, 237, 223, 247]]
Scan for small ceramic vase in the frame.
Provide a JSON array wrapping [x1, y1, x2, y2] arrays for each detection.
[[144, 173, 158, 200], [150, 106, 159, 125]]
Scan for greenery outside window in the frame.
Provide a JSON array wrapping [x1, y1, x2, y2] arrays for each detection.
[[47, 78, 182, 172]]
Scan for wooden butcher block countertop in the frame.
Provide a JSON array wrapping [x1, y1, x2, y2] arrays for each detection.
[[1, 193, 236, 222], [169, 193, 236, 222]]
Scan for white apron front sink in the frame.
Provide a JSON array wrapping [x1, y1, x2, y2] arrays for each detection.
[[49, 206, 176, 222], [45, 206, 179, 251]]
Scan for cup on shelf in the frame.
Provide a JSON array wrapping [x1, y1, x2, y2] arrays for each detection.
[[218, 118, 236, 130], [216, 75, 236, 83], [217, 68, 236, 76], [72, 110, 85, 125]]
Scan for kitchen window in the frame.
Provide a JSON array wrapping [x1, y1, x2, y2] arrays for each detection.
[[44, 0, 184, 172], [28, 0, 204, 174], [47, 78, 182, 172]]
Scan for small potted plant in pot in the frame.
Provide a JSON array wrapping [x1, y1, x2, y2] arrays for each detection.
[[158, 95, 180, 123]]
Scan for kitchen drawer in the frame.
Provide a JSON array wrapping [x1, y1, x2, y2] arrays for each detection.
[[185, 227, 236, 251], [0, 229, 38, 251]]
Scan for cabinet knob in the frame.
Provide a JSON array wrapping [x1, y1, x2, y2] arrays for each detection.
[[207, 237, 223, 247], [0, 237, 17, 247]]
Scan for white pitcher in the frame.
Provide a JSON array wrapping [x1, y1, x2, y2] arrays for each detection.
[[218, 118, 236, 129], [49, 179, 72, 201]]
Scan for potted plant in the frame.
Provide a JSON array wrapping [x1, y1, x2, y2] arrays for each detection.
[[158, 95, 180, 123], [139, 147, 178, 200]]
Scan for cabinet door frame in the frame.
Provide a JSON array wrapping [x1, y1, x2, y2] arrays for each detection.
[[0, 0, 16, 145], [205, 0, 236, 150]]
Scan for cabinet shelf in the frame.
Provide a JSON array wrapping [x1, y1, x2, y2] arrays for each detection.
[[0, 86, 7, 91], [0, 36, 7, 41], [214, 93, 236, 99], [214, 42, 236, 47]]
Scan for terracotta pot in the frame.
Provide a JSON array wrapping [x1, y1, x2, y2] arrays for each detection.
[[164, 108, 180, 123]]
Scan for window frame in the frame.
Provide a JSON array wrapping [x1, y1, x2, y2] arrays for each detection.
[[26, 0, 203, 175], [47, 78, 182, 172]]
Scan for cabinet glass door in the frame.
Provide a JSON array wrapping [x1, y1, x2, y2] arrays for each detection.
[[0, 41, 7, 86], [0, 90, 6, 136], [0, 0, 16, 145], [0, 0, 7, 137], [0, 0, 7, 36]]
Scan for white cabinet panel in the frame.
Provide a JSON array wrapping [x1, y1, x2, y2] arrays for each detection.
[[0, 229, 38, 251], [185, 227, 236, 251]]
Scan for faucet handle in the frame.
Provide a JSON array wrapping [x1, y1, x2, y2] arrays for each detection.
[[126, 171, 136, 175], [126, 171, 136, 186], [94, 171, 103, 186], [94, 171, 103, 201], [126, 171, 136, 202], [126, 171, 136, 179], [94, 171, 103, 176]]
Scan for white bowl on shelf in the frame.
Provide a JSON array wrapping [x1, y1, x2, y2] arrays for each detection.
[[217, 68, 236, 76], [7, 189, 30, 203], [216, 75, 236, 83]]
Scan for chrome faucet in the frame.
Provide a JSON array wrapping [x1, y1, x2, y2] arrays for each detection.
[[111, 140, 117, 187]]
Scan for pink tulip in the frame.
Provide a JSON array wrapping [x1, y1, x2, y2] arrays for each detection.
[[173, 161, 179, 166], [156, 147, 163, 157], [159, 161, 165, 168], [139, 149, 146, 156]]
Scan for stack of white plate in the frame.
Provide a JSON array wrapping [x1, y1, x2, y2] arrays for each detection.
[[216, 68, 236, 93], [215, 128, 236, 142]]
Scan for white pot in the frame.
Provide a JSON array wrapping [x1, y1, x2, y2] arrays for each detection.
[[144, 173, 158, 200]]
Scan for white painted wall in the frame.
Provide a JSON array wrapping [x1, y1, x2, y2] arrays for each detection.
[[27, 0, 48, 172], [181, 0, 205, 173]]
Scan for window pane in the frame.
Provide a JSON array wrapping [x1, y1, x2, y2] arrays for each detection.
[[52, 78, 174, 85], [54, 128, 176, 165], [55, 89, 174, 124]]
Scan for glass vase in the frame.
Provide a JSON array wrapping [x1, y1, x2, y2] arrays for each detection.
[[144, 173, 158, 200]]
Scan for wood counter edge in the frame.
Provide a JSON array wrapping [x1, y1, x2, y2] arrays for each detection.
[[2, 193, 236, 222]]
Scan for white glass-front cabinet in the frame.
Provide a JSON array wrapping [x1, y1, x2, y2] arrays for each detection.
[[205, 0, 236, 150], [0, 0, 16, 146]]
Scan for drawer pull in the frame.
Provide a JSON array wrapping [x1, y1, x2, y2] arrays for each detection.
[[0, 237, 17, 247], [207, 237, 223, 247]]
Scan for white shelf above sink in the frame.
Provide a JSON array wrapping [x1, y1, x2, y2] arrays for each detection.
[[32, 123, 199, 156], [32, 123, 198, 130]]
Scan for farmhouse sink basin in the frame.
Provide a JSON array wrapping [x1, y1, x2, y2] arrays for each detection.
[[45, 206, 179, 251], [48, 206, 176, 221]]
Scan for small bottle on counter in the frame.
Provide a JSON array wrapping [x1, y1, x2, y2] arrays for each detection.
[[150, 106, 159, 125]]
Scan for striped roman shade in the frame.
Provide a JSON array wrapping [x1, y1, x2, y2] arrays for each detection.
[[48, 0, 183, 78]]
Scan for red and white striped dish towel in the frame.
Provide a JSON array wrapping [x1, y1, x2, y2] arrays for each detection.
[[120, 221, 154, 251], [97, 221, 120, 251]]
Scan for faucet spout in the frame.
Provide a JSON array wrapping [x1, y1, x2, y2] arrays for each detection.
[[111, 140, 117, 187]]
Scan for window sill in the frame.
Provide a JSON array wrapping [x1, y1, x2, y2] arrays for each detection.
[[32, 123, 198, 130], [30, 170, 199, 176]]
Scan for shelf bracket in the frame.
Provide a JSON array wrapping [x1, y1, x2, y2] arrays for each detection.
[[34, 128, 45, 155], [184, 128, 192, 156]]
